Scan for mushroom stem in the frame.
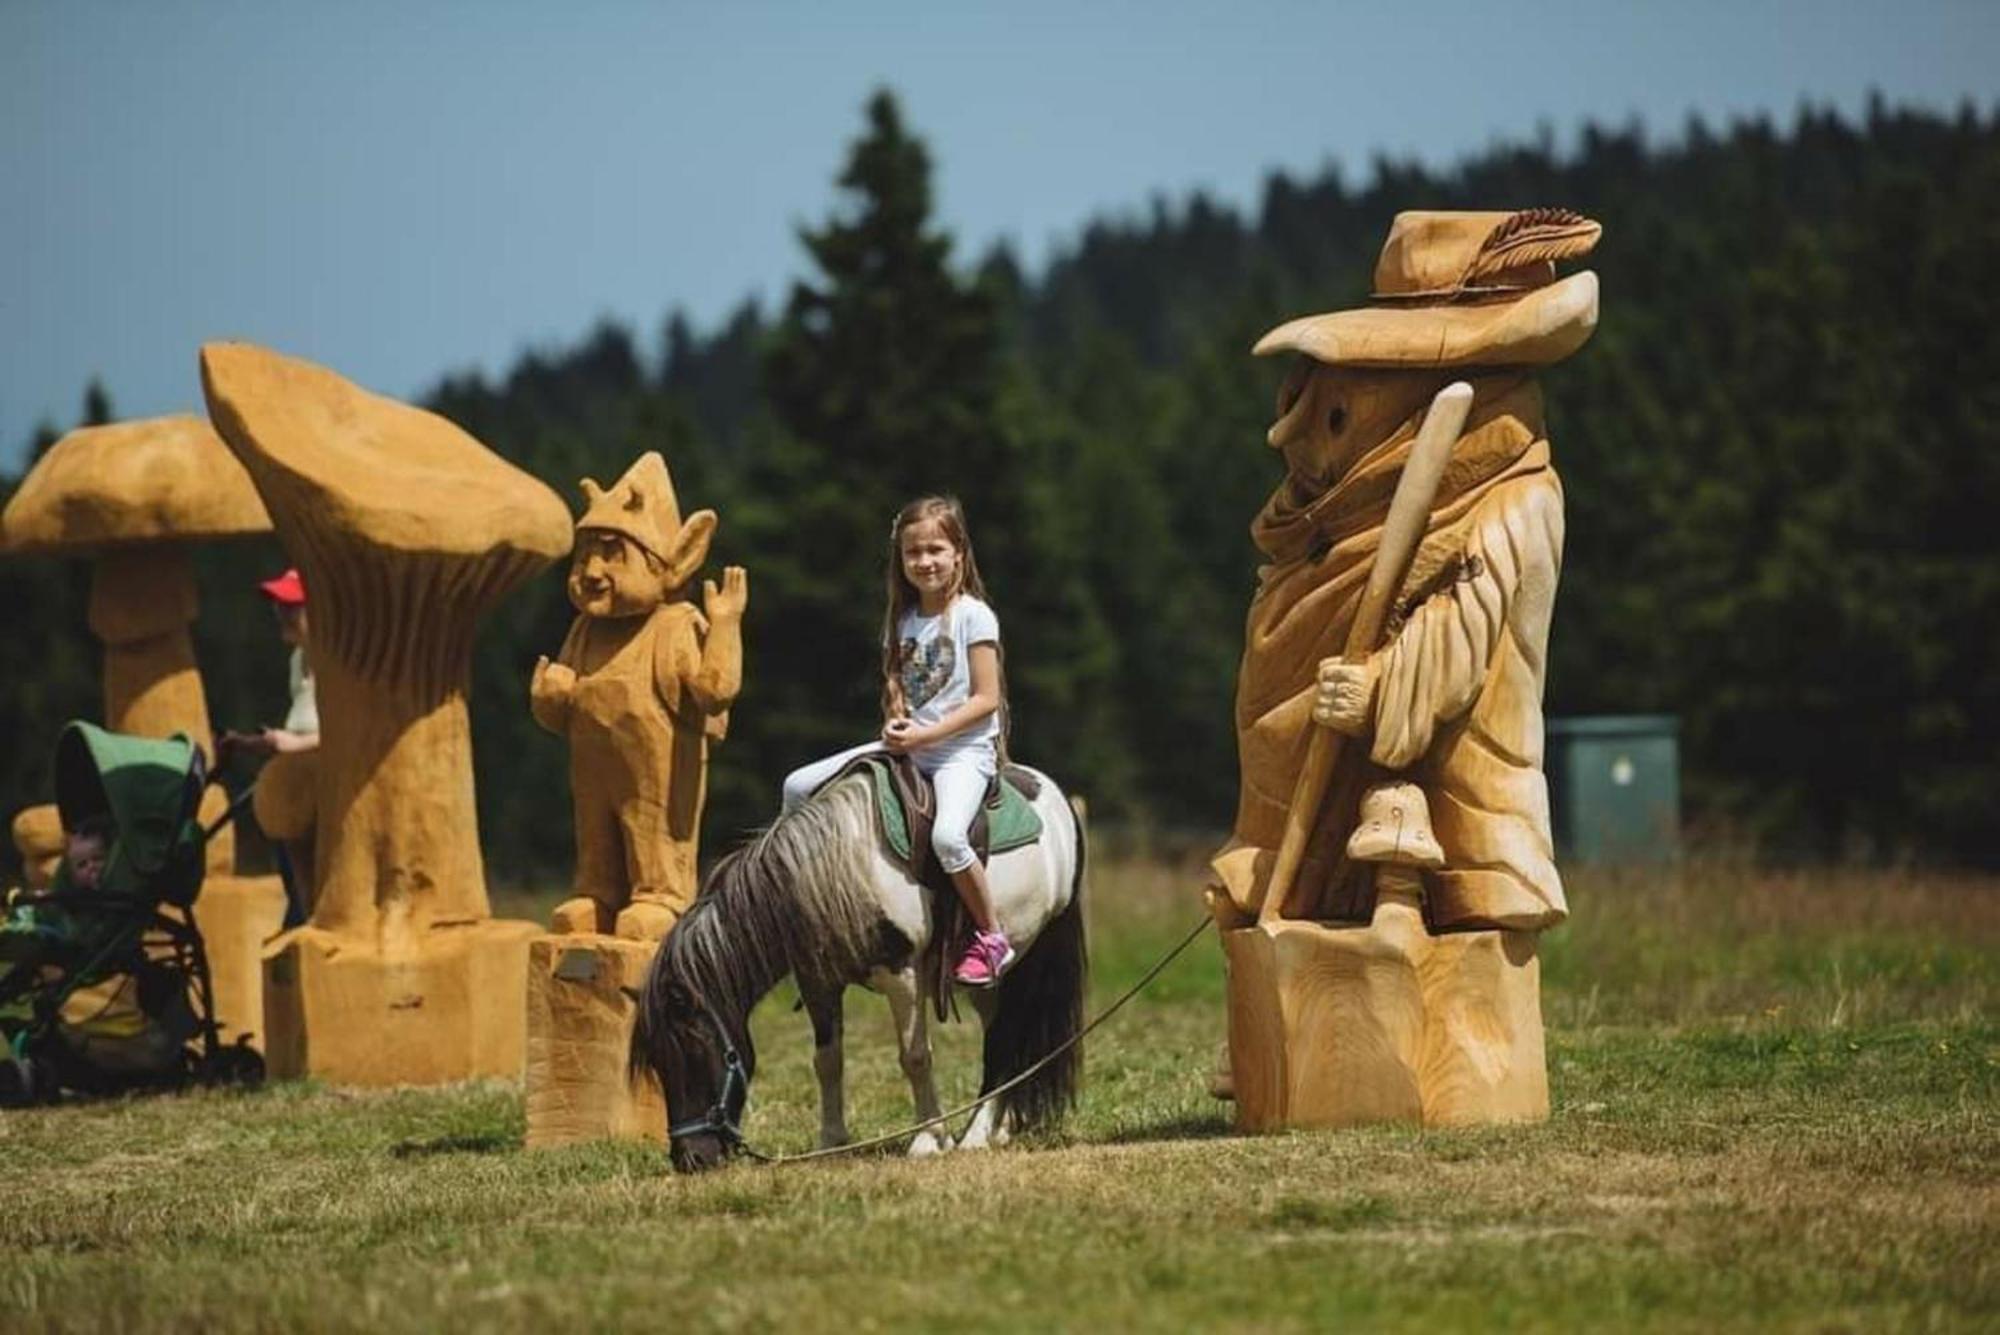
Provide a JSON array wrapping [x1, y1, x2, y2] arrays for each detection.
[[88, 547, 210, 751], [307, 654, 489, 951], [86, 547, 233, 873]]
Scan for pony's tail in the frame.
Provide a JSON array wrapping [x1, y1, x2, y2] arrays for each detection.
[[983, 797, 1088, 1134]]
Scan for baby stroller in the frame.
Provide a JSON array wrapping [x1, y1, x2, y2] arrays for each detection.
[[0, 722, 263, 1105]]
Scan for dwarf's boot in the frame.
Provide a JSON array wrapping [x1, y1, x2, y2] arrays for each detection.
[[613, 894, 679, 941], [550, 896, 614, 935]]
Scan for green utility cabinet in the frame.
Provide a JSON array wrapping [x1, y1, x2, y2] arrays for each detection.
[[1545, 715, 1680, 863]]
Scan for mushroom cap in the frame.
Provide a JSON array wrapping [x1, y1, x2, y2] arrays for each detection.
[[1, 415, 273, 556], [200, 342, 571, 563]]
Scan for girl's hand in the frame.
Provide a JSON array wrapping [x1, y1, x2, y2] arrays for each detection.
[[882, 717, 925, 754], [266, 728, 321, 756]]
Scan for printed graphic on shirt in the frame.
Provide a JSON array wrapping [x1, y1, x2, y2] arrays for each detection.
[[900, 632, 956, 710]]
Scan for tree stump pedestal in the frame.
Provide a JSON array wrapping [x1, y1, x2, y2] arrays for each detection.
[[523, 934, 665, 1148], [1223, 875, 1548, 1131], [261, 920, 538, 1085]]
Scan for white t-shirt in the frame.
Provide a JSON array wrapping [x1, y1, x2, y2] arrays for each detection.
[[284, 647, 320, 735], [896, 594, 1000, 765]]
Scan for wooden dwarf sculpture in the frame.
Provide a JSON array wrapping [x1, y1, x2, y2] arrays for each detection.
[[1212, 209, 1600, 1130], [531, 452, 746, 941]]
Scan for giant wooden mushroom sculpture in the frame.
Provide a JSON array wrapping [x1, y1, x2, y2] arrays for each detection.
[[0, 414, 274, 874], [1, 415, 289, 1049], [202, 342, 572, 1085]]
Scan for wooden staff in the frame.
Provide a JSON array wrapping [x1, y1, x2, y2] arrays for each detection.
[[1258, 381, 1475, 924]]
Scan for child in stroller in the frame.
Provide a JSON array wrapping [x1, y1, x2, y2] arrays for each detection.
[[1, 722, 262, 1105]]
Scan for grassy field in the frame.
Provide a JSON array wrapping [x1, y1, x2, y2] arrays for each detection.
[[1, 850, 1993, 1333]]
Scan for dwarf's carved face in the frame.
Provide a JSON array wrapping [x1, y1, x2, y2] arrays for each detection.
[[568, 529, 669, 619], [1270, 360, 1450, 490]]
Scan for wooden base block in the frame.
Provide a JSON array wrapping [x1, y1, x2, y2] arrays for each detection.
[[1416, 921, 1549, 1125], [524, 934, 666, 1148], [1223, 889, 1547, 1131], [189, 874, 288, 1049], [261, 919, 538, 1085]]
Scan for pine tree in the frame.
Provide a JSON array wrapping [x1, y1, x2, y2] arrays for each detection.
[[747, 89, 1017, 771], [80, 379, 113, 427]]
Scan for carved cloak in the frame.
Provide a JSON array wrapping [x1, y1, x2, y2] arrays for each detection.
[[1212, 376, 1567, 932]]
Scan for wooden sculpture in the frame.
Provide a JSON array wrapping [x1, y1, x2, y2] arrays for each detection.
[[1211, 209, 1599, 1130], [523, 452, 742, 1147], [202, 342, 572, 1085], [0, 415, 288, 1046], [0, 415, 274, 875], [531, 452, 745, 941]]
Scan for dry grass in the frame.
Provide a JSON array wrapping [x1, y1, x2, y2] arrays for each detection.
[[1, 851, 1993, 1332]]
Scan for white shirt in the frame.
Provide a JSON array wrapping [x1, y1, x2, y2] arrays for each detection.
[[896, 594, 1000, 765], [284, 647, 320, 735]]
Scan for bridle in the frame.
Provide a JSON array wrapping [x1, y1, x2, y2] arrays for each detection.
[[665, 993, 751, 1154]]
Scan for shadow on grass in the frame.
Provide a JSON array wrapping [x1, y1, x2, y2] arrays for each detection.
[[389, 1132, 518, 1158], [1096, 1110, 1234, 1146]]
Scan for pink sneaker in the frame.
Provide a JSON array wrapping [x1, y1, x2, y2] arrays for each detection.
[[953, 929, 1015, 987]]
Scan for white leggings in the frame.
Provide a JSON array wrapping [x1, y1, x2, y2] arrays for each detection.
[[781, 740, 996, 874]]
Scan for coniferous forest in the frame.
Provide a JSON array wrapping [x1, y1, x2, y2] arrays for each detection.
[[4, 91, 1996, 881]]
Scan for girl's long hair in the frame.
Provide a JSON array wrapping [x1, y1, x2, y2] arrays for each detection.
[[881, 497, 1006, 759]]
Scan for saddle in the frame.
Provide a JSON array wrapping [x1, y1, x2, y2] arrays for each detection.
[[821, 753, 1045, 1017]]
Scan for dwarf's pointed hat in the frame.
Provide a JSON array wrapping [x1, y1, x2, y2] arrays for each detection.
[[576, 451, 682, 561], [1255, 209, 1602, 368]]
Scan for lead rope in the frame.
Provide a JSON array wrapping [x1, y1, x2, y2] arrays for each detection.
[[728, 914, 1214, 1167]]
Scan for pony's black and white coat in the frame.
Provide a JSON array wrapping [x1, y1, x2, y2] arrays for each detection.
[[633, 766, 1086, 1171]]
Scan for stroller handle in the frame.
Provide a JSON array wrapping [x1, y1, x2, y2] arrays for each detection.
[[201, 773, 261, 846]]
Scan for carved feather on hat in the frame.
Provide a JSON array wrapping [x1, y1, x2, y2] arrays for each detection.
[[1464, 209, 1601, 286]]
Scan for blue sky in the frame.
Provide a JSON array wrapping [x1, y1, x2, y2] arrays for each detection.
[[3, 0, 1995, 467]]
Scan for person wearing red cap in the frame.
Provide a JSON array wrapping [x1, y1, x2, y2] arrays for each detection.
[[216, 568, 321, 925], [233, 568, 319, 759]]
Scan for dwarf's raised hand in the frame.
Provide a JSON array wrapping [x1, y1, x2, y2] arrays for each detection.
[[704, 566, 748, 622]]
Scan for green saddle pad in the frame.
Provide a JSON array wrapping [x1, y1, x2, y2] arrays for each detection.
[[861, 758, 1043, 865]]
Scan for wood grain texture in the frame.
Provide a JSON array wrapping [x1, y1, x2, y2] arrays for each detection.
[[202, 341, 567, 1086], [260, 918, 539, 1086], [1262, 382, 1472, 922], [524, 935, 666, 1148], [531, 453, 743, 942], [187, 874, 288, 1050], [1224, 874, 1546, 1131]]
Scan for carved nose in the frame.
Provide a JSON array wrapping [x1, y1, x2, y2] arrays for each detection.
[[1267, 392, 1313, 450]]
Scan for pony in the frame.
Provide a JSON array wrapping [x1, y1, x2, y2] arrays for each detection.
[[631, 764, 1086, 1173]]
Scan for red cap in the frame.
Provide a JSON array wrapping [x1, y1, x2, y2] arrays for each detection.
[[258, 567, 306, 606]]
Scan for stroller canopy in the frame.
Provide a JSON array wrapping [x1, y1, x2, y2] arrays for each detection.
[[54, 722, 206, 898]]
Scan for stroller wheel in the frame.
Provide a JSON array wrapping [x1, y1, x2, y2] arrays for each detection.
[[200, 1040, 265, 1089], [0, 1053, 41, 1107]]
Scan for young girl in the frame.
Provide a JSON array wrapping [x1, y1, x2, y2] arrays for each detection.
[[780, 496, 1013, 986]]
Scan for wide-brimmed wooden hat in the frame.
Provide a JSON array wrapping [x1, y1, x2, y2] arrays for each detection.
[[1255, 209, 1602, 368]]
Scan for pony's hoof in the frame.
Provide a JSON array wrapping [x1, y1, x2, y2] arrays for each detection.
[[960, 1122, 1011, 1152], [907, 1130, 953, 1158]]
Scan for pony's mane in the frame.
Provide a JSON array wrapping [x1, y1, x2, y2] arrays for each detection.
[[658, 774, 890, 1027]]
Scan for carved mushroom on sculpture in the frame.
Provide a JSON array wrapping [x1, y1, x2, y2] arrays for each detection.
[[0, 414, 275, 874]]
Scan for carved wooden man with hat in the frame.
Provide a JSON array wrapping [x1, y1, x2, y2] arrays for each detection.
[[531, 452, 747, 940], [1212, 209, 1601, 1130]]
